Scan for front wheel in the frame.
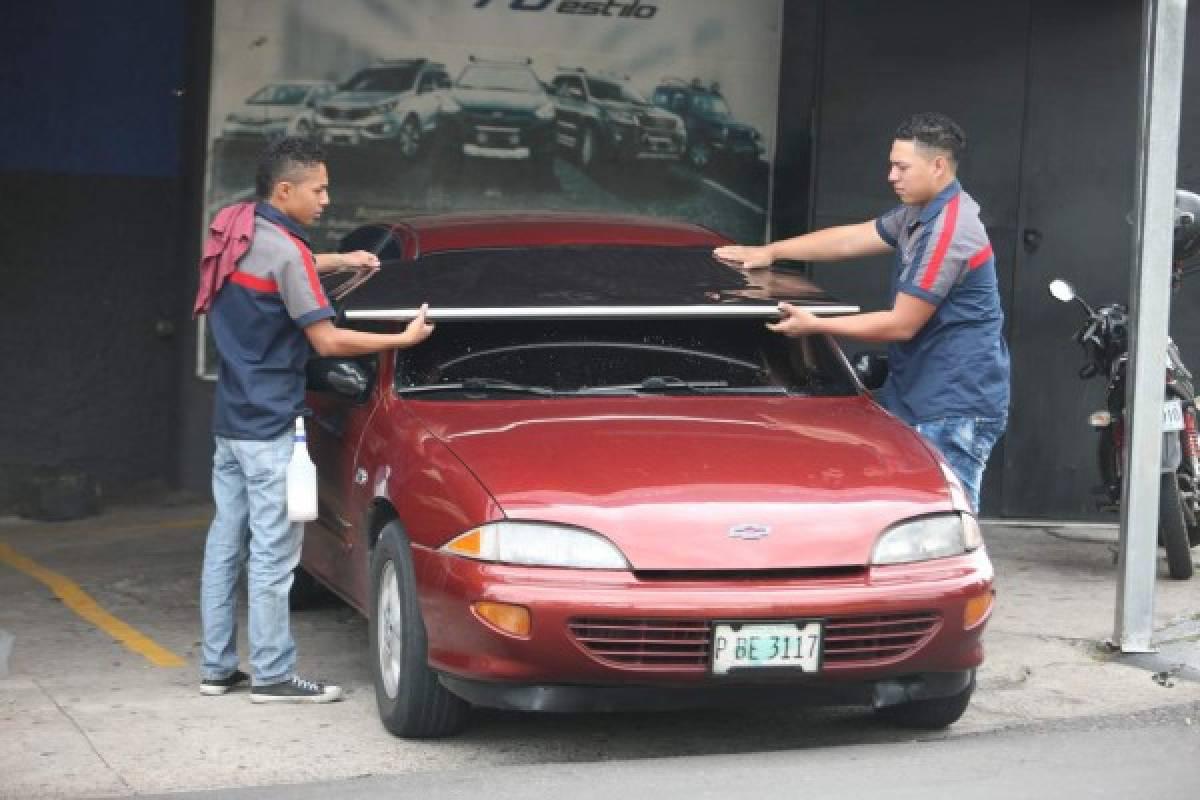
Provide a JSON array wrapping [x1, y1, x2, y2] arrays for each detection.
[[369, 522, 470, 737], [1160, 472, 1195, 580]]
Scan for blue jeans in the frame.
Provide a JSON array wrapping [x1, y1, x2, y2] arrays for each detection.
[[913, 416, 1007, 514], [200, 433, 301, 686]]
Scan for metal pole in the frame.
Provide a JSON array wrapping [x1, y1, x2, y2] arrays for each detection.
[[1114, 0, 1187, 652]]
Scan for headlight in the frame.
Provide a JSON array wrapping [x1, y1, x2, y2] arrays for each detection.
[[608, 109, 637, 125], [534, 102, 555, 120], [374, 100, 398, 114], [870, 513, 982, 565], [441, 521, 630, 570]]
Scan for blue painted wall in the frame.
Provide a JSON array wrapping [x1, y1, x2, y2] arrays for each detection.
[[0, 0, 187, 177]]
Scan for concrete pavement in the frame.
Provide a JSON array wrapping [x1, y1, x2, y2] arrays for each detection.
[[0, 503, 1197, 799]]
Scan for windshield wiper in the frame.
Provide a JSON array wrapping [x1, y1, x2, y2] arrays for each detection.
[[400, 378, 558, 397], [577, 376, 793, 396]]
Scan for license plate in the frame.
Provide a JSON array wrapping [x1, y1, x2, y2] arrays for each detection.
[[711, 621, 822, 675], [1164, 398, 1185, 432]]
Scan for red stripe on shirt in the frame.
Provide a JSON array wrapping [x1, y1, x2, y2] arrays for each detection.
[[968, 242, 994, 269], [229, 271, 279, 293], [283, 231, 329, 310], [920, 194, 960, 291]]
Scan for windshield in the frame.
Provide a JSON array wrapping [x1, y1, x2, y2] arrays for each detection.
[[692, 94, 731, 116], [395, 319, 857, 398], [588, 79, 646, 104], [246, 84, 312, 105], [457, 65, 542, 93], [342, 66, 419, 93]]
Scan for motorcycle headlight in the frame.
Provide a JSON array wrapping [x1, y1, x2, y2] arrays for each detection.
[[534, 102, 555, 121], [441, 521, 630, 570], [870, 513, 982, 565]]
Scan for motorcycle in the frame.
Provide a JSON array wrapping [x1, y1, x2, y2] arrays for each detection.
[[1047, 189, 1200, 580]]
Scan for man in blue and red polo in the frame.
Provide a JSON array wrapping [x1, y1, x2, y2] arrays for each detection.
[[198, 137, 434, 703], [715, 112, 1009, 512]]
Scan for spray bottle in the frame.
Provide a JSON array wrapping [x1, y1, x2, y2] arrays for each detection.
[[286, 416, 318, 522]]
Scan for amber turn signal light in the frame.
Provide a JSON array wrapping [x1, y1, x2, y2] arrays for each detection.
[[963, 591, 995, 629], [472, 601, 532, 637]]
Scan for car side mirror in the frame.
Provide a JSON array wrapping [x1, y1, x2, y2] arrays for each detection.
[[851, 351, 889, 391], [306, 358, 373, 402]]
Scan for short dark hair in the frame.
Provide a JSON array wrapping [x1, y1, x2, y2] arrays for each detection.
[[895, 112, 966, 164], [255, 136, 326, 199]]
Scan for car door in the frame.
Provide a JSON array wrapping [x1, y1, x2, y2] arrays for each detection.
[[304, 357, 381, 599]]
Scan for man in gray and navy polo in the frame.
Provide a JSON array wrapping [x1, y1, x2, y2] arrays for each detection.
[[714, 112, 1010, 512]]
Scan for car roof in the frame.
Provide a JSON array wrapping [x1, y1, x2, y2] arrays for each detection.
[[325, 213, 856, 322]]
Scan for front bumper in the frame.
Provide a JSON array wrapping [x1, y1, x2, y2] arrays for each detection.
[[609, 124, 685, 161], [440, 669, 974, 713], [446, 116, 555, 160], [411, 544, 994, 701], [222, 121, 287, 140], [314, 114, 404, 146]]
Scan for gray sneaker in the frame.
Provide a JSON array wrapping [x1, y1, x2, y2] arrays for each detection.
[[199, 669, 250, 696], [250, 675, 343, 704]]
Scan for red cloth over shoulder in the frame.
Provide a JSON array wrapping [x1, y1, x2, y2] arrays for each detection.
[[193, 201, 256, 317]]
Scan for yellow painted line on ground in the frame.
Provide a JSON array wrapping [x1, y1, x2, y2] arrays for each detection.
[[0, 516, 211, 539], [0, 542, 186, 668]]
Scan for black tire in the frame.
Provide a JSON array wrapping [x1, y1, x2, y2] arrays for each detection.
[[577, 125, 597, 169], [686, 140, 711, 171], [874, 671, 975, 730], [369, 522, 470, 737], [289, 564, 334, 610], [1159, 472, 1195, 580], [397, 115, 422, 160]]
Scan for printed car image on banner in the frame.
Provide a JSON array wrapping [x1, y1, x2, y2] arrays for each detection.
[[205, 0, 783, 254]]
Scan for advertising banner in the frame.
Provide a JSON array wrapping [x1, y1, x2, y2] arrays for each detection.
[[200, 0, 783, 374]]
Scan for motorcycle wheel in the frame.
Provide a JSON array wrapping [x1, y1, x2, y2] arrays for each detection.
[[1097, 427, 1121, 502], [1159, 472, 1195, 580]]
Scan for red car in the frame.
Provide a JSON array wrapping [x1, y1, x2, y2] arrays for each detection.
[[299, 211, 994, 738]]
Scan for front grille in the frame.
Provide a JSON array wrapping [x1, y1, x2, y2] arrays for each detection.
[[467, 110, 533, 127], [320, 106, 372, 121], [569, 618, 710, 669], [822, 612, 941, 664], [568, 611, 941, 672], [639, 114, 675, 131]]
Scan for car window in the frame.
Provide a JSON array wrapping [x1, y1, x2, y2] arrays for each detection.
[[247, 84, 311, 105], [457, 65, 541, 93], [394, 318, 857, 398], [342, 66, 419, 92], [692, 93, 731, 117], [588, 79, 646, 104]]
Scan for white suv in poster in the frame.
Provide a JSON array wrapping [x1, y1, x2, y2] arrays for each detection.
[[221, 81, 336, 141], [312, 59, 452, 158]]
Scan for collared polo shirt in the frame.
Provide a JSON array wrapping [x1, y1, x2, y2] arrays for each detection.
[[873, 180, 1010, 425], [208, 202, 335, 440]]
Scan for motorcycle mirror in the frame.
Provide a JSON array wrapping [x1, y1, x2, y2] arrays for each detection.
[[1048, 279, 1076, 303]]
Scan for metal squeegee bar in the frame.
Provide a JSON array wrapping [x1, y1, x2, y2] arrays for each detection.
[[344, 305, 861, 321]]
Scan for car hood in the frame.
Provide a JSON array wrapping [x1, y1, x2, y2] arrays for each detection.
[[322, 90, 408, 110], [451, 88, 547, 113], [410, 396, 956, 569]]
